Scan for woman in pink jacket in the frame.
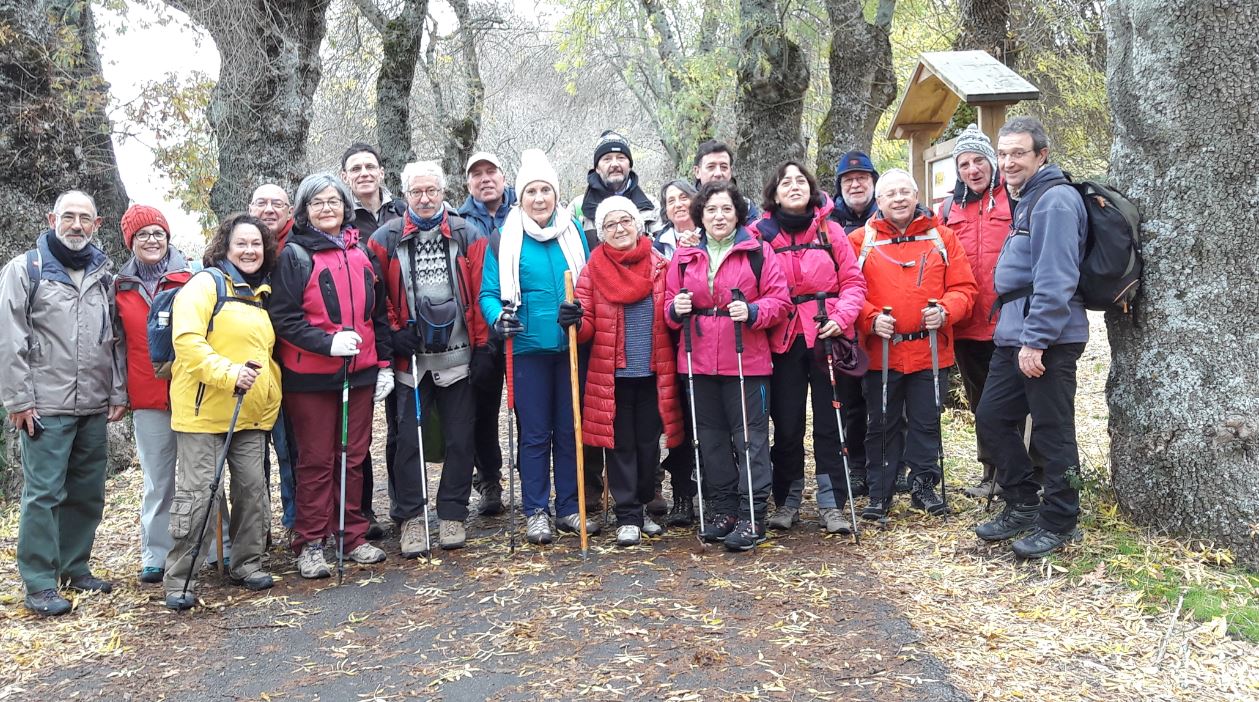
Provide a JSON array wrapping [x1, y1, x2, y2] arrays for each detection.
[[663, 181, 790, 551], [750, 161, 867, 535]]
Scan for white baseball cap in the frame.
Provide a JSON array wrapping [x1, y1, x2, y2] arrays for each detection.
[[464, 151, 503, 177]]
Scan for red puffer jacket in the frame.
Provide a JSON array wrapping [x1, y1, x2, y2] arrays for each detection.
[[114, 251, 194, 410], [942, 184, 1011, 341], [848, 211, 978, 374], [750, 195, 868, 352], [574, 249, 682, 450]]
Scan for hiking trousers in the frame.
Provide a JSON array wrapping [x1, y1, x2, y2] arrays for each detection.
[[692, 375, 771, 520], [391, 375, 476, 522], [769, 337, 847, 507], [606, 376, 663, 527], [862, 367, 949, 503]]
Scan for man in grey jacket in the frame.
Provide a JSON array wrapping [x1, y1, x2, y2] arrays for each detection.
[[0, 190, 128, 615], [974, 117, 1088, 559]]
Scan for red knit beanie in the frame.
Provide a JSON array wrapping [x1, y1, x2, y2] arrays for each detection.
[[120, 204, 170, 248]]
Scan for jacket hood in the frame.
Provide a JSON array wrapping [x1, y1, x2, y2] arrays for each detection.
[[117, 246, 193, 281], [289, 221, 362, 251]]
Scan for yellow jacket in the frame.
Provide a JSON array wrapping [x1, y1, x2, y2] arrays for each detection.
[[170, 267, 281, 433]]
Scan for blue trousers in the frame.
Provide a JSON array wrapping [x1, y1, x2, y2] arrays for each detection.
[[512, 352, 579, 518]]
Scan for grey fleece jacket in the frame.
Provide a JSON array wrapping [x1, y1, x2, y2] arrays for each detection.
[[992, 164, 1089, 349]]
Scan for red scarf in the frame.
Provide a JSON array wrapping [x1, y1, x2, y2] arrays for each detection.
[[586, 236, 655, 304]]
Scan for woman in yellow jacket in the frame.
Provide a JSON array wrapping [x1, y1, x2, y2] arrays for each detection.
[[164, 213, 282, 610]]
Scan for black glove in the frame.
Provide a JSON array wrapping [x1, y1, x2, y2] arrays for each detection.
[[495, 306, 524, 338], [392, 325, 423, 357], [469, 345, 500, 390], [558, 300, 583, 329]]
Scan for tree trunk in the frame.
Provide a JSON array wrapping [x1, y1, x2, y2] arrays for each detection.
[[814, 0, 897, 189], [352, 0, 426, 177], [166, 0, 331, 219], [0, 0, 129, 263], [734, 0, 810, 194], [1106, 0, 1259, 568], [953, 0, 1009, 58]]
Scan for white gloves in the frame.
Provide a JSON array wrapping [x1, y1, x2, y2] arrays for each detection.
[[374, 367, 395, 403], [330, 330, 362, 357]]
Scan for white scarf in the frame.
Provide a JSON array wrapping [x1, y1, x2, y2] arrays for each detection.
[[497, 204, 588, 306]]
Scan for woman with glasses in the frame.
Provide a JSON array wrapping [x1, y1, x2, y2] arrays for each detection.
[[268, 173, 394, 578]]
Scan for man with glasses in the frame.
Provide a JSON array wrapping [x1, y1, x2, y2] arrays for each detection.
[[248, 184, 294, 249], [0, 190, 128, 615], [368, 161, 483, 551], [975, 116, 1089, 559]]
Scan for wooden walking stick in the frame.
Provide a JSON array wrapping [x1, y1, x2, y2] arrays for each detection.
[[565, 271, 589, 558]]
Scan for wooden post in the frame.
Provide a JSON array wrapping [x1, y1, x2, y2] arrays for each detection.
[[978, 104, 1009, 146], [908, 130, 930, 203]]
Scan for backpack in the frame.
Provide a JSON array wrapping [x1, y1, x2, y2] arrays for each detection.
[[1009, 176, 1142, 314], [146, 268, 259, 379], [855, 222, 949, 270]]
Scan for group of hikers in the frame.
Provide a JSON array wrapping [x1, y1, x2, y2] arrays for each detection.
[[3, 115, 1092, 617]]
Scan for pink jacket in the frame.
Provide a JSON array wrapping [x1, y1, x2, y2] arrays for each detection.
[[662, 227, 790, 377], [941, 184, 1011, 341], [750, 196, 867, 353]]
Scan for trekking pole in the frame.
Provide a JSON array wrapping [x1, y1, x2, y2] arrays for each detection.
[[411, 349, 433, 561], [179, 360, 261, 604], [505, 329, 518, 554], [731, 289, 757, 535], [927, 299, 948, 516], [564, 271, 589, 558], [215, 501, 226, 575], [880, 306, 892, 512], [680, 289, 707, 546], [337, 355, 349, 586], [813, 293, 859, 544]]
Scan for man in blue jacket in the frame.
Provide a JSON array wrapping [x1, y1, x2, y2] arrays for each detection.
[[974, 116, 1088, 559]]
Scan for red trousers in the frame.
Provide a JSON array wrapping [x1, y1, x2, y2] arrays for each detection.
[[284, 386, 374, 552]]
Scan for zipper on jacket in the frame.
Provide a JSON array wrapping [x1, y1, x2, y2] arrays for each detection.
[[194, 382, 206, 416]]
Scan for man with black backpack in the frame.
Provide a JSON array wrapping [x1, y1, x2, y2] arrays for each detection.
[[975, 116, 1089, 559]]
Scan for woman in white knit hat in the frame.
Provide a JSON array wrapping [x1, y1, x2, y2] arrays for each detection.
[[479, 149, 595, 545]]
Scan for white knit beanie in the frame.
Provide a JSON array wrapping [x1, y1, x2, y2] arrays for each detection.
[[515, 149, 560, 196], [593, 196, 642, 240]]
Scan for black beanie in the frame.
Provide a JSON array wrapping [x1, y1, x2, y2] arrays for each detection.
[[593, 130, 633, 169]]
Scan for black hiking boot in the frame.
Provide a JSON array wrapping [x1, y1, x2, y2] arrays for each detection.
[[666, 495, 695, 527], [723, 518, 768, 552], [975, 502, 1040, 541], [894, 470, 911, 494], [24, 589, 71, 616], [1012, 526, 1083, 559], [861, 497, 892, 523], [910, 478, 947, 516], [848, 474, 869, 498], [365, 513, 385, 541], [66, 574, 113, 594], [699, 514, 738, 542], [478, 482, 504, 516]]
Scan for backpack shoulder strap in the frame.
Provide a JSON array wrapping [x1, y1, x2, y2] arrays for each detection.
[[856, 223, 878, 270], [24, 249, 41, 316], [747, 244, 763, 284], [924, 228, 949, 265]]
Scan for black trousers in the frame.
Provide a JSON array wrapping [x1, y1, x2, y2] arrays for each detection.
[[862, 367, 949, 502], [471, 347, 506, 490], [954, 338, 996, 474], [976, 344, 1084, 533], [769, 337, 846, 504], [659, 376, 698, 497], [391, 375, 477, 522], [692, 374, 771, 520], [606, 376, 662, 526], [836, 371, 868, 480], [361, 400, 391, 520]]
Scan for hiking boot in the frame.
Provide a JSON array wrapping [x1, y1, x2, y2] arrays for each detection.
[[910, 479, 947, 516], [297, 542, 332, 579], [723, 518, 767, 552], [556, 513, 601, 536], [399, 516, 429, 559], [348, 542, 386, 564], [526, 512, 553, 544], [848, 474, 869, 498], [365, 514, 386, 541], [232, 571, 274, 591], [767, 505, 799, 531], [975, 503, 1040, 542], [66, 574, 113, 594], [963, 480, 1003, 499], [24, 589, 71, 616], [164, 591, 196, 611], [478, 482, 504, 516], [861, 498, 892, 522], [439, 520, 466, 550], [1012, 526, 1083, 559], [665, 495, 695, 527], [645, 489, 668, 516], [699, 514, 738, 542], [819, 508, 853, 535], [642, 515, 664, 537], [894, 471, 911, 494], [138, 566, 165, 584], [616, 525, 641, 546]]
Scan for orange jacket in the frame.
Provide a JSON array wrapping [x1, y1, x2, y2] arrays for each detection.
[[848, 211, 977, 374], [941, 184, 1011, 341]]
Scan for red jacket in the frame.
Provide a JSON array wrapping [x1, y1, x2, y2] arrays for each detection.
[[464, 234, 494, 347], [574, 249, 682, 450], [848, 211, 977, 374], [114, 251, 194, 410], [749, 196, 868, 353], [941, 184, 1011, 341], [662, 228, 790, 377]]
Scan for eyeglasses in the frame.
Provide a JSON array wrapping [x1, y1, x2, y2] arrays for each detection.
[[407, 188, 442, 200], [134, 231, 167, 242], [602, 217, 637, 234], [308, 198, 343, 211], [250, 198, 289, 210], [997, 149, 1035, 161], [59, 213, 95, 226]]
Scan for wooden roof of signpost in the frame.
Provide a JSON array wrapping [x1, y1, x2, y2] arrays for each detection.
[[887, 50, 1040, 141]]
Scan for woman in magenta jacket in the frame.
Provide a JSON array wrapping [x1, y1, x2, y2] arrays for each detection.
[[750, 161, 867, 535], [662, 181, 790, 551]]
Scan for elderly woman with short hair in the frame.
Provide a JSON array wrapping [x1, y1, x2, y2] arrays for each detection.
[[268, 173, 394, 578]]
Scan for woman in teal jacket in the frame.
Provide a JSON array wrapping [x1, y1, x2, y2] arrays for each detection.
[[480, 149, 592, 546]]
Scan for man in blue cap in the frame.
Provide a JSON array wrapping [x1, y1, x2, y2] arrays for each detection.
[[829, 150, 880, 233]]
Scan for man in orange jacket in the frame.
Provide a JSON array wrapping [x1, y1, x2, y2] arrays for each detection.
[[850, 169, 978, 523]]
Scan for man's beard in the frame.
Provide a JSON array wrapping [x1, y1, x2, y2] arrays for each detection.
[[57, 231, 91, 251]]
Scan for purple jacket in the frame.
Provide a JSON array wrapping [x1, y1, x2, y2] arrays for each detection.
[[662, 227, 790, 377]]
